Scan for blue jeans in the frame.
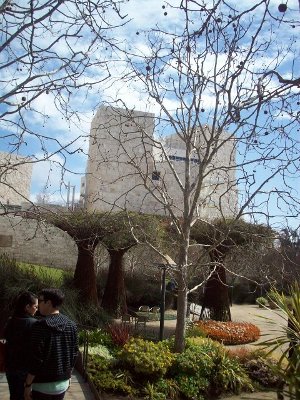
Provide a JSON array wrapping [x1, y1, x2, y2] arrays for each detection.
[[6, 370, 27, 400]]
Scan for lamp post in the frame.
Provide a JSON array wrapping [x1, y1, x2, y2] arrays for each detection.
[[156, 255, 177, 341], [159, 264, 167, 341]]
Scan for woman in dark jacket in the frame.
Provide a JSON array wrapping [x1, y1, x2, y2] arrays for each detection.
[[4, 291, 38, 400]]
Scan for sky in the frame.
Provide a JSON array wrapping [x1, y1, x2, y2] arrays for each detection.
[[1, 0, 299, 229]]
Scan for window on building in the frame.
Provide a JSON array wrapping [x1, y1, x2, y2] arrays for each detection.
[[152, 171, 161, 181], [169, 155, 200, 164]]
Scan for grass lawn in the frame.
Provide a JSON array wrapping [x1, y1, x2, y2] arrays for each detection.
[[18, 262, 72, 285]]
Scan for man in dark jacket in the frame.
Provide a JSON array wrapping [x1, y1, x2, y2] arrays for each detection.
[[24, 288, 78, 400]]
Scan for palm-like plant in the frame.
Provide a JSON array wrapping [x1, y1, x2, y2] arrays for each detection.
[[259, 283, 300, 399]]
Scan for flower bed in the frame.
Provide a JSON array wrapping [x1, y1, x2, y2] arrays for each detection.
[[80, 325, 283, 400], [194, 320, 260, 345]]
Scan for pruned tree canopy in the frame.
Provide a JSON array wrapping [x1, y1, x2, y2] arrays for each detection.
[[191, 219, 275, 254], [190, 219, 275, 321]]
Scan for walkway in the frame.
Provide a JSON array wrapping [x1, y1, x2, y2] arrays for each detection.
[[0, 369, 95, 400]]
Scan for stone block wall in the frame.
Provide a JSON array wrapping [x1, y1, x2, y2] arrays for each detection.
[[0, 215, 77, 269], [0, 152, 32, 206]]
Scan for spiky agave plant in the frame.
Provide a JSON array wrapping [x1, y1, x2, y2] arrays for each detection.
[[259, 283, 300, 399]]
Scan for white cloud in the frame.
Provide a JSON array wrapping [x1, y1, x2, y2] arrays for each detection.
[[30, 152, 84, 204]]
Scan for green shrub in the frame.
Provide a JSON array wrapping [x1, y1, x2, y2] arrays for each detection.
[[69, 303, 112, 328], [79, 328, 113, 347], [211, 351, 254, 395], [90, 369, 137, 396], [174, 344, 214, 377], [176, 338, 253, 397], [172, 338, 222, 399], [256, 296, 268, 307], [185, 336, 223, 354], [119, 338, 174, 376], [87, 354, 113, 372], [84, 344, 115, 361], [143, 381, 167, 400], [175, 374, 206, 400], [152, 378, 178, 400]]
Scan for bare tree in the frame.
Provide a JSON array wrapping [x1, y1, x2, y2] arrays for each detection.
[[86, 1, 300, 351], [0, 0, 129, 205]]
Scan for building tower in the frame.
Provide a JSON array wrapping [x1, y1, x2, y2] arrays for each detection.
[[84, 106, 238, 219]]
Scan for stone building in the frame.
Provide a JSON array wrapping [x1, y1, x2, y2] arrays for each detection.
[[0, 152, 32, 211], [84, 106, 238, 219]]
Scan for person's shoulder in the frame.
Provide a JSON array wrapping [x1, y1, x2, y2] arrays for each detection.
[[60, 314, 78, 329], [59, 313, 75, 322], [32, 317, 47, 330], [25, 316, 38, 327]]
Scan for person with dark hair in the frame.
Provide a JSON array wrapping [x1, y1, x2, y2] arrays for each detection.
[[4, 291, 38, 400], [24, 288, 78, 400]]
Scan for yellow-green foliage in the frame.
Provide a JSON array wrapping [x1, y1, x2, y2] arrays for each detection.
[[119, 338, 174, 376], [186, 336, 224, 352], [175, 375, 206, 400], [18, 262, 70, 283], [83, 344, 114, 360], [91, 369, 137, 396]]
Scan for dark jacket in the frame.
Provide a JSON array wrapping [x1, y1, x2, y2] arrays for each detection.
[[4, 315, 37, 371], [29, 313, 78, 383]]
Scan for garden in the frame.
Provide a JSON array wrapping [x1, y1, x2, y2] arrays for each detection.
[[79, 321, 282, 400], [0, 254, 299, 400]]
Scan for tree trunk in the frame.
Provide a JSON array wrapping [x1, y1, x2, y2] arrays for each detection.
[[200, 248, 231, 321], [174, 239, 189, 352], [174, 271, 188, 352], [101, 249, 128, 317], [74, 242, 99, 305]]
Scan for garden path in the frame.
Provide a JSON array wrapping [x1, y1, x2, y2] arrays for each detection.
[[0, 369, 94, 400]]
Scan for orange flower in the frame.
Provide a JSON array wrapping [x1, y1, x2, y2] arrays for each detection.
[[194, 320, 260, 345]]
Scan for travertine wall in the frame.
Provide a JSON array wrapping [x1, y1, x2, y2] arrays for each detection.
[[86, 106, 156, 213], [0, 215, 77, 269], [85, 106, 238, 219], [0, 152, 32, 206]]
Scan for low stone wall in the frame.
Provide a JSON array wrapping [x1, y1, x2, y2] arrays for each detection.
[[0, 215, 77, 269]]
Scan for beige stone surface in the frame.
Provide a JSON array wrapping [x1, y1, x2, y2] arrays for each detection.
[[0, 370, 95, 400], [0, 152, 32, 207], [0, 215, 77, 269]]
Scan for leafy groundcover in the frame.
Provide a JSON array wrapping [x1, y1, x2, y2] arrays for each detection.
[[80, 322, 282, 400]]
